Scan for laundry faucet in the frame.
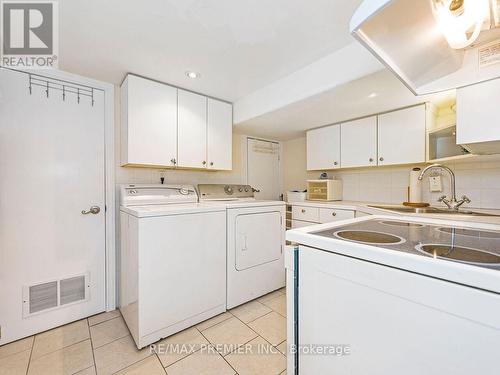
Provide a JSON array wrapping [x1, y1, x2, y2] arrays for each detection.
[[418, 164, 471, 211]]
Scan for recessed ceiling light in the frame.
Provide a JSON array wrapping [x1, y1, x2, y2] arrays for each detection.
[[186, 71, 200, 79], [368, 92, 378, 98]]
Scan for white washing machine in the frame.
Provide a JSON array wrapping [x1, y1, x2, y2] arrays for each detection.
[[120, 184, 227, 348], [198, 184, 286, 309]]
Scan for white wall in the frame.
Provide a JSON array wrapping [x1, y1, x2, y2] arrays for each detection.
[[283, 137, 500, 209]]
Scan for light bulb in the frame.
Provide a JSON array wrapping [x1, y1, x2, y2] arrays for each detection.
[[431, 0, 490, 49]]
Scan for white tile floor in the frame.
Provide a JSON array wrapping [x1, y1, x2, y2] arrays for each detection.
[[0, 288, 287, 375]]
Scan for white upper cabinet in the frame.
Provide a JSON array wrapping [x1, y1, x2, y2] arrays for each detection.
[[120, 75, 233, 170], [207, 98, 233, 170], [378, 105, 426, 166], [121, 75, 177, 167], [307, 125, 341, 171], [456, 78, 500, 154], [341, 116, 377, 168], [177, 90, 208, 169]]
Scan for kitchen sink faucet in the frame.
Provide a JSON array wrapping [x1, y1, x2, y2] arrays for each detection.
[[418, 163, 471, 211]]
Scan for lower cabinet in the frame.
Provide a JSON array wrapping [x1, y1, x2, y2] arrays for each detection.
[[290, 205, 355, 228]]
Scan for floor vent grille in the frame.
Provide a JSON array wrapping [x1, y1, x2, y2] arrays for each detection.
[[29, 281, 58, 314], [23, 274, 89, 317]]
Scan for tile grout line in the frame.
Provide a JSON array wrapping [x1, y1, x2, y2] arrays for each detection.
[[230, 306, 287, 359], [107, 352, 156, 375], [197, 327, 240, 375], [89, 315, 122, 329], [87, 318, 97, 374], [24, 336, 35, 375], [244, 309, 275, 325], [153, 352, 168, 375], [194, 311, 234, 333]]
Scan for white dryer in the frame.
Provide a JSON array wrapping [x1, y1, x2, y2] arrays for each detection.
[[120, 184, 227, 348], [198, 184, 286, 309]]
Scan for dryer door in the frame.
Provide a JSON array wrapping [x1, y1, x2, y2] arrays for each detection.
[[235, 211, 282, 270]]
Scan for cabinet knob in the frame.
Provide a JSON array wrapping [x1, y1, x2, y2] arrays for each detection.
[[369, 158, 374, 162], [301, 209, 306, 213], [202, 161, 206, 166], [332, 212, 337, 216], [171, 158, 176, 165], [210, 162, 214, 166], [379, 157, 384, 162], [334, 161, 338, 166]]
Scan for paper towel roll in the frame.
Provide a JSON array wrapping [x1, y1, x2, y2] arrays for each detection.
[[409, 167, 423, 203]]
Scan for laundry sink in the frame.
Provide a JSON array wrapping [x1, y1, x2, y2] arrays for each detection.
[[368, 205, 500, 217]]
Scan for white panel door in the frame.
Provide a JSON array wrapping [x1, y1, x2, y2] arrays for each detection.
[[378, 105, 426, 166], [0, 69, 106, 345], [341, 116, 377, 168], [207, 98, 232, 170], [307, 125, 341, 170], [247, 138, 281, 200], [122, 75, 177, 167], [178, 89, 207, 169]]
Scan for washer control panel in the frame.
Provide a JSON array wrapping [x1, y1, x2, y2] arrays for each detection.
[[198, 184, 255, 200]]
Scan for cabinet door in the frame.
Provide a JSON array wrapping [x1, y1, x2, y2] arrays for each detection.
[[457, 78, 500, 146], [178, 90, 207, 169], [207, 98, 232, 170], [306, 125, 340, 170], [121, 75, 177, 166], [378, 105, 426, 166], [341, 116, 377, 168]]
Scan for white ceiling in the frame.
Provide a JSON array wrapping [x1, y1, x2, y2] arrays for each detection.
[[235, 70, 456, 140], [59, 0, 364, 101]]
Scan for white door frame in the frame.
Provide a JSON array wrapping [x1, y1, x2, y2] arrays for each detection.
[[241, 136, 284, 199], [10, 68, 117, 311]]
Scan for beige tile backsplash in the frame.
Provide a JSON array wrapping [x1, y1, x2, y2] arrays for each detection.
[[320, 161, 500, 209]]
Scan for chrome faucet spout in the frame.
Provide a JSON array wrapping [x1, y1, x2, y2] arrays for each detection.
[[417, 164, 470, 211]]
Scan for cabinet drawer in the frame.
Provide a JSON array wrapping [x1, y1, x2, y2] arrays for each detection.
[[291, 220, 316, 229], [292, 206, 319, 223], [319, 208, 354, 223]]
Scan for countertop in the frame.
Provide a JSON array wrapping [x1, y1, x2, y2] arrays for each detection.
[[286, 214, 500, 294], [287, 200, 500, 225]]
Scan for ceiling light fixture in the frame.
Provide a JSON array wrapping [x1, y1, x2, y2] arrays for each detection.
[[185, 71, 200, 79], [431, 0, 490, 49]]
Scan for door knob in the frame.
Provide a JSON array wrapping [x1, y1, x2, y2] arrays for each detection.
[[81, 206, 100, 215]]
